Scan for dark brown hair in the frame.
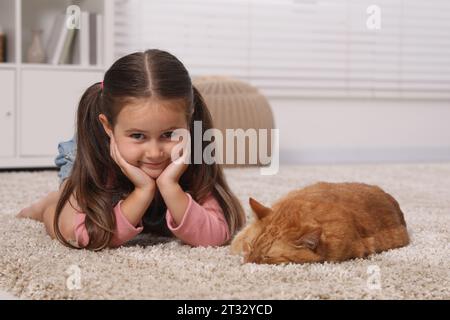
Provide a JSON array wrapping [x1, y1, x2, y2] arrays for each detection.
[[54, 49, 246, 250]]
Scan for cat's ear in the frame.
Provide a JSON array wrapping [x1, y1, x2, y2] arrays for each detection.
[[295, 228, 322, 251], [249, 197, 273, 220]]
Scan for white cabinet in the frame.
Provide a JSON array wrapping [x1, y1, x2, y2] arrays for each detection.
[[0, 0, 114, 168], [20, 69, 102, 156], [0, 69, 15, 157]]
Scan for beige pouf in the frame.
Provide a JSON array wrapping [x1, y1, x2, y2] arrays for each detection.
[[193, 76, 275, 167]]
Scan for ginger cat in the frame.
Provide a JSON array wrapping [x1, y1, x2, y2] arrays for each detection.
[[231, 182, 409, 264]]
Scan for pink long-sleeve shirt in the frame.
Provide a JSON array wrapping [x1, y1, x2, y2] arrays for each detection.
[[74, 192, 230, 248]]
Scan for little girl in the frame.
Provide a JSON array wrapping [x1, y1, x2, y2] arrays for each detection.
[[17, 49, 246, 250]]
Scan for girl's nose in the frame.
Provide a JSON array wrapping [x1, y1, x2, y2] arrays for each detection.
[[144, 141, 164, 160]]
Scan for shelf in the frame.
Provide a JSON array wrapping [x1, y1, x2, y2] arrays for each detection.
[[0, 63, 105, 72], [0, 0, 112, 66], [0, 63, 17, 69], [21, 0, 106, 65], [20, 63, 104, 72], [0, 156, 58, 169]]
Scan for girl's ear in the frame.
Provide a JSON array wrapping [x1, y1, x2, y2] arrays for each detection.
[[98, 114, 113, 138], [249, 197, 273, 220]]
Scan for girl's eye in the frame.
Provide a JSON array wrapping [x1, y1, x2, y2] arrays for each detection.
[[162, 131, 174, 139], [130, 131, 176, 140], [130, 133, 145, 140]]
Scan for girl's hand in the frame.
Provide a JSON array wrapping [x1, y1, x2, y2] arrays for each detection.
[[156, 140, 190, 188], [110, 135, 156, 192]]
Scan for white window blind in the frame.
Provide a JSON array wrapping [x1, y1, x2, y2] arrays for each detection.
[[114, 0, 450, 99]]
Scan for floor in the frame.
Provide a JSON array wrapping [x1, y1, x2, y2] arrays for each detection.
[[1, 165, 449, 299], [0, 290, 18, 300]]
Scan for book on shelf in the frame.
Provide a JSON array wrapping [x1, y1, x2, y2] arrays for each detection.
[[58, 27, 77, 64], [46, 11, 104, 66], [46, 13, 66, 65], [73, 11, 90, 66], [89, 13, 104, 66]]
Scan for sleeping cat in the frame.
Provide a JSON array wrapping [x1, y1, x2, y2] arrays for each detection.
[[231, 182, 409, 264]]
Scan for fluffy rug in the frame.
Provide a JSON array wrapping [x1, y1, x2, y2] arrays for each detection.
[[0, 164, 449, 299]]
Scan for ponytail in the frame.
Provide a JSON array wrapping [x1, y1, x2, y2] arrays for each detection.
[[54, 82, 118, 250], [182, 86, 246, 239]]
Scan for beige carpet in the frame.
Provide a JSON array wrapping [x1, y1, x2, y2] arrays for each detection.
[[0, 163, 449, 299]]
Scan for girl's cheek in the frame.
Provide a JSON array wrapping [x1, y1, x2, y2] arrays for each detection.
[[165, 143, 179, 160], [118, 143, 138, 164]]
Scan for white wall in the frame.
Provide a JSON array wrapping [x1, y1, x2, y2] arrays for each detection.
[[270, 98, 450, 164], [114, 0, 450, 165]]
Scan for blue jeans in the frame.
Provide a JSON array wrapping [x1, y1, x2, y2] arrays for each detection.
[[54, 136, 77, 187]]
